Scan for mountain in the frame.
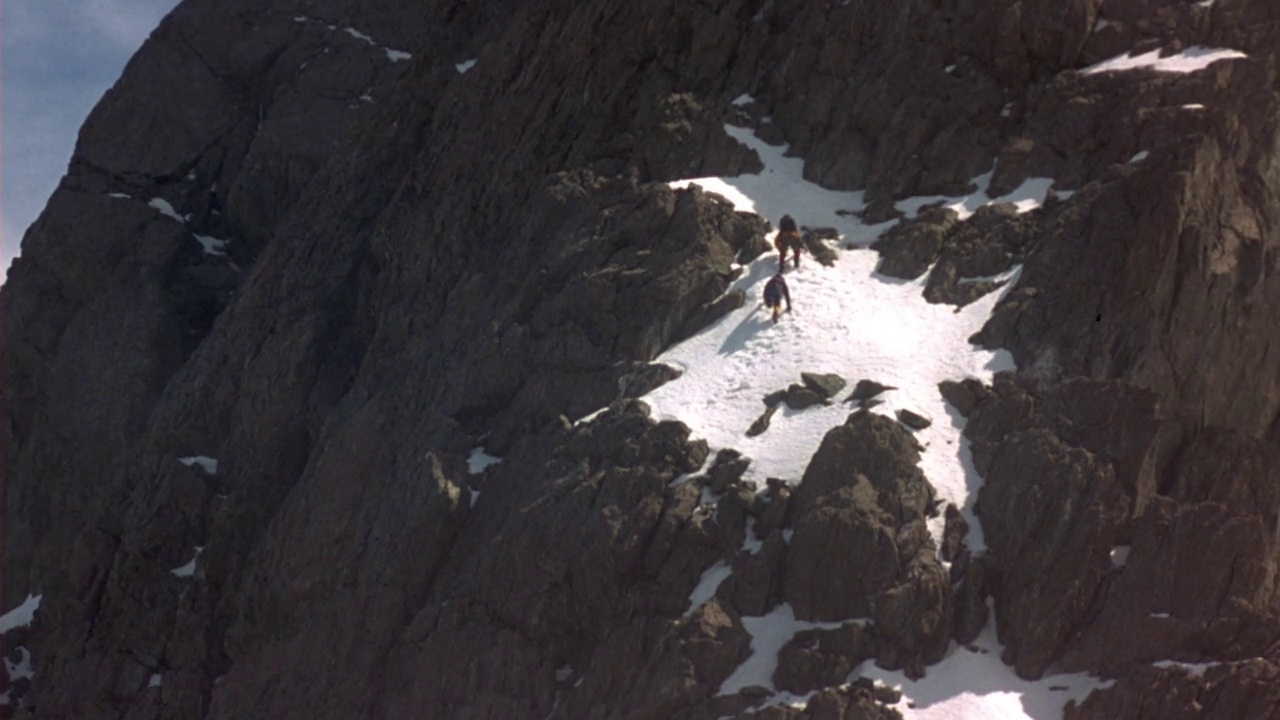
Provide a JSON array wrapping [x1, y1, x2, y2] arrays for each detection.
[[3, 0, 1280, 718]]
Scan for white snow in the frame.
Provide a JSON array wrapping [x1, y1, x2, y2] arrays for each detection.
[[1152, 660, 1217, 678], [3, 647, 33, 682], [1150, 613, 1171, 619], [944, 64, 957, 74], [895, 174, 1056, 220], [742, 517, 764, 555], [1094, 18, 1112, 31], [781, 528, 794, 545], [555, 664, 573, 682], [653, 123, 1026, 554], [0, 594, 42, 634], [1128, 151, 1149, 163], [1000, 103, 1013, 118], [179, 455, 218, 474], [386, 49, 412, 63], [1081, 46, 1247, 76], [107, 192, 132, 199], [685, 561, 732, 617], [718, 603, 861, 695], [467, 447, 502, 474], [468, 487, 481, 508], [171, 546, 205, 578], [731, 93, 755, 106], [1182, 103, 1206, 110], [455, 58, 477, 73], [344, 27, 375, 44], [194, 234, 229, 256], [359, 93, 374, 103], [1195, 0, 1216, 7], [148, 673, 164, 688], [148, 198, 185, 223], [859, 612, 1113, 720], [1109, 545, 1131, 568]]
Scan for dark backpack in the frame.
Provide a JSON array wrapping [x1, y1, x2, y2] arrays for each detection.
[[779, 214, 797, 233]]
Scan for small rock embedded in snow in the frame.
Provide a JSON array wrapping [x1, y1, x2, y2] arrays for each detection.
[[171, 546, 205, 578], [897, 408, 933, 430], [1110, 545, 1131, 568], [179, 455, 218, 474], [455, 59, 477, 73], [0, 594, 42, 634]]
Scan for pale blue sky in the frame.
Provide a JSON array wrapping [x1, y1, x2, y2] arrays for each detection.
[[2, 0, 181, 271]]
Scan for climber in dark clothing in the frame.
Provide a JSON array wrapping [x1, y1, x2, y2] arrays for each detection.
[[763, 272, 792, 323], [775, 214, 803, 270]]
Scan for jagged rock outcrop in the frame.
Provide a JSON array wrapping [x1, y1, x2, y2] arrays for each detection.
[[5, 0, 1280, 716]]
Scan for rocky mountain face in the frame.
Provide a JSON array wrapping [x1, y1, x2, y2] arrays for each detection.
[[3, 0, 1280, 718]]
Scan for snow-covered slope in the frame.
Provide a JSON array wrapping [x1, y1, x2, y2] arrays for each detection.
[[618, 124, 1112, 719]]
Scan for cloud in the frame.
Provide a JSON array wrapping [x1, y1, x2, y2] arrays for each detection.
[[2, 0, 181, 271]]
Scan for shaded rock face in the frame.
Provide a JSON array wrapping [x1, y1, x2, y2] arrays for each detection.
[[967, 376, 1280, 680], [5, 0, 1280, 717], [784, 411, 950, 677]]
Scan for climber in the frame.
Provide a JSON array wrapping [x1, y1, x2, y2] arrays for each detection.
[[763, 272, 792, 323], [775, 214, 803, 270]]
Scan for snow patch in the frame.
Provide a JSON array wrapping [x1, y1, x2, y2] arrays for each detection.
[[0, 595, 42, 634], [3, 647, 33, 682], [194, 234, 229, 256], [1110, 545, 1131, 568], [859, 613, 1114, 720], [148, 673, 164, 688], [1094, 18, 1112, 31], [456, 58, 477, 73], [944, 64, 957, 74], [555, 665, 573, 682], [731, 93, 755, 106], [1128, 150, 1150, 163], [1182, 103, 1206, 110], [686, 561, 733, 617], [179, 455, 218, 474], [469, 488, 481, 508], [467, 447, 502, 474], [107, 192, 132, 199], [718, 603, 861, 695], [1153, 660, 1217, 678], [148, 198, 185, 223], [171, 546, 205, 578], [1150, 612, 1171, 619], [344, 27, 375, 44], [1081, 46, 1247, 76], [1000, 103, 1013, 118], [741, 517, 763, 555], [386, 49, 412, 63]]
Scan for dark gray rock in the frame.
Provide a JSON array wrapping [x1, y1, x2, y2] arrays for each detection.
[[845, 380, 896, 404], [801, 372, 847, 400], [872, 207, 959, 279], [747, 404, 780, 437], [896, 409, 932, 431]]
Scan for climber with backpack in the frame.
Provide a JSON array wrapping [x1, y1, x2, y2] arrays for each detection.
[[775, 214, 803, 270], [763, 272, 792, 323]]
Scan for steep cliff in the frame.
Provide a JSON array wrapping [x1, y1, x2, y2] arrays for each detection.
[[3, 0, 1280, 718]]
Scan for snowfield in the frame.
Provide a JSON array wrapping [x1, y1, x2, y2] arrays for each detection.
[[614, 123, 1111, 718]]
